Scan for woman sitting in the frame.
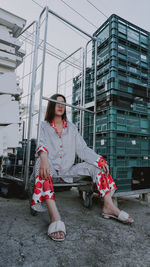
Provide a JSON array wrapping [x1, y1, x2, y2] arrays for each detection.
[[31, 93, 134, 242]]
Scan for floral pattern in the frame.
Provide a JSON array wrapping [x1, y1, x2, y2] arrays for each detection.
[[96, 156, 106, 168], [31, 174, 55, 210], [94, 172, 117, 198]]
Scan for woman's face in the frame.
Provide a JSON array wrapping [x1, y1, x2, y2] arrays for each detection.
[[54, 96, 66, 117]]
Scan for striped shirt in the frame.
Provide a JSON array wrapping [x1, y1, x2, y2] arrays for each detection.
[[36, 120, 106, 174]]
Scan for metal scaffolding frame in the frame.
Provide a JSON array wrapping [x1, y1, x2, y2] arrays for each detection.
[[18, 6, 98, 190], [56, 47, 84, 135], [17, 20, 40, 190]]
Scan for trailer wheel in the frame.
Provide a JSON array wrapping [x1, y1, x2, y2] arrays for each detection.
[[82, 191, 93, 208]]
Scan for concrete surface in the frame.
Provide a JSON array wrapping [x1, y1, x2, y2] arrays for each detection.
[[0, 188, 150, 267]]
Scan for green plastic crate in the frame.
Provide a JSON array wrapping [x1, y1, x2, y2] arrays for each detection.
[[95, 131, 150, 157], [92, 14, 150, 101], [107, 155, 150, 168], [111, 166, 132, 192], [96, 107, 150, 135]]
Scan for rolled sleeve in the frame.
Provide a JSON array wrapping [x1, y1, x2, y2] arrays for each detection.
[[36, 122, 49, 156], [37, 145, 48, 154], [94, 156, 106, 168]]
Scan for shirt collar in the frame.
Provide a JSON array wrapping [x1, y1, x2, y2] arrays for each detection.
[[49, 119, 67, 135]]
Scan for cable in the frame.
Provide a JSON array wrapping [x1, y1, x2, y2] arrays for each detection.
[[59, 0, 97, 29], [32, 0, 43, 8], [31, 0, 89, 41], [86, 0, 108, 19], [21, 31, 82, 70], [21, 30, 68, 59]]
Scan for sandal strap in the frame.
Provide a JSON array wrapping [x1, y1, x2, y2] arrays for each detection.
[[118, 210, 129, 222], [48, 220, 66, 235]]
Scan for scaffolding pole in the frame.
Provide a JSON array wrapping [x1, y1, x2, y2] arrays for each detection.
[[24, 21, 40, 190]]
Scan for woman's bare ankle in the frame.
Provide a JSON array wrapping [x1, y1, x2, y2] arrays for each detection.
[[51, 216, 61, 223], [103, 205, 120, 217]]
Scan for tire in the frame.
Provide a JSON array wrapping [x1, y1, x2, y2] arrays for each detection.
[[82, 192, 93, 208]]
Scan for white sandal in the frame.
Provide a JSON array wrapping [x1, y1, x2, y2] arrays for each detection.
[[48, 220, 66, 241], [102, 210, 134, 224]]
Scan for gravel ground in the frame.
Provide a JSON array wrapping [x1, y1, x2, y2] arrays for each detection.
[[0, 188, 150, 267]]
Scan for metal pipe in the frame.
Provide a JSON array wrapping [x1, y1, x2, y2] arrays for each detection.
[[48, 8, 97, 41], [39, 6, 47, 19], [42, 96, 94, 113], [22, 121, 25, 141], [93, 40, 98, 152], [80, 48, 85, 136], [56, 47, 84, 93], [24, 21, 40, 190], [37, 6, 49, 146], [18, 20, 37, 37], [82, 40, 91, 139], [37, 5, 99, 153]]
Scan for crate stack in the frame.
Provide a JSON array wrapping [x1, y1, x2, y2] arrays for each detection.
[[90, 14, 150, 191], [72, 67, 92, 131]]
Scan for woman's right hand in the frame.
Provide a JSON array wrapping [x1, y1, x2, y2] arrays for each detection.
[[39, 152, 50, 180]]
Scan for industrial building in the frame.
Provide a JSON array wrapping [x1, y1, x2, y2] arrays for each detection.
[[0, 8, 26, 177], [0, 8, 26, 156]]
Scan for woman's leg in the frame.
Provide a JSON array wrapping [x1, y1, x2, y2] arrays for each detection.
[[67, 162, 133, 222], [46, 198, 61, 221], [103, 192, 120, 216], [94, 170, 134, 221], [45, 198, 65, 240], [102, 193, 133, 222], [31, 157, 65, 240]]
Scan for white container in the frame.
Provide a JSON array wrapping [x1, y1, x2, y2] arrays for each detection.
[[3, 123, 19, 148], [0, 98, 19, 124], [0, 8, 26, 37], [0, 72, 18, 94]]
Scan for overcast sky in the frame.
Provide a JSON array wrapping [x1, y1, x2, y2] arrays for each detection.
[[1, 0, 150, 33], [1, 0, 150, 136], [0, 0, 150, 105]]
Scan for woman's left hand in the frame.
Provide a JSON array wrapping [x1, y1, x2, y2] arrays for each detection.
[[102, 163, 109, 176]]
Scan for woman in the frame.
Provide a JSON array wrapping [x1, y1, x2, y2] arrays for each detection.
[[31, 93, 134, 242]]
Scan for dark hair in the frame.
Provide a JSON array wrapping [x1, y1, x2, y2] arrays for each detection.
[[44, 93, 67, 122]]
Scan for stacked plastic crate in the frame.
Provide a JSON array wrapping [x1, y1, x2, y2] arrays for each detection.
[[72, 67, 92, 132], [92, 14, 150, 191], [72, 73, 81, 131]]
